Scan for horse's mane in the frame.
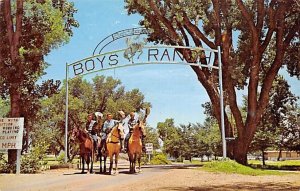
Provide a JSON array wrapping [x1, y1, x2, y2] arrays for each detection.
[[76, 127, 91, 140]]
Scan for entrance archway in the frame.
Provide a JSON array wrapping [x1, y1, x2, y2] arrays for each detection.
[[64, 28, 225, 162]]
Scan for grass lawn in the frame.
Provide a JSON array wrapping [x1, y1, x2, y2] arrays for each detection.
[[201, 160, 289, 176], [42, 156, 80, 166], [248, 159, 300, 166]]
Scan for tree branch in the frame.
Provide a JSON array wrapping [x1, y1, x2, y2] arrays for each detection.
[[260, 1, 275, 52], [236, 0, 259, 42], [3, 0, 14, 61], [256, 0, 264, 35], [14, 0, 23, 49], [256, 1, 286, 124], [182, 13, 216, 49], [284, 23, 299, 47], [148, 0, 181, 44], [211, 0, 222, 46], [177, 22, 189, 46]]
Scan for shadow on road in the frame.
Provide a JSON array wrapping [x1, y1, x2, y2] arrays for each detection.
[[157, 182, 297, 191]]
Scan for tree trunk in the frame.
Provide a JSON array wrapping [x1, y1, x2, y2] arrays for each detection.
[[233, 140, 248, 165], [277, 147, 282, 161], [8, 84, 21, 171], [262, 148, 266, 166]]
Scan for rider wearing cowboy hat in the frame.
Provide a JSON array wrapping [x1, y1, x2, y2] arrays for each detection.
[[86, 112, 102, 154]]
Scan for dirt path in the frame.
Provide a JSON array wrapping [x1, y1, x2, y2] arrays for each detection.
[[0, 164, 299, 191]]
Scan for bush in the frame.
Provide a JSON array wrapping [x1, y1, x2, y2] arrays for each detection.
[[150, 153, 171, 165], [21, 142, 49, 173], [57, 151, 66, 164]]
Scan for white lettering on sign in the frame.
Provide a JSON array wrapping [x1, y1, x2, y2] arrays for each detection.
[[0, 118, 24, 149]]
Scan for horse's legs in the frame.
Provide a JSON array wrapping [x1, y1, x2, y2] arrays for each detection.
[[115, 153, 119, 174], [81, 156, 85, 174], [109, 155, 113, 175], [99, 152, 102, 173], [104, 155, 107, 173], [86, 156, 90, 174], [138, 154, 141, 173], [133, 153, 136, 173], [128, 155, 132, 173], [90, 152, 94, 174]]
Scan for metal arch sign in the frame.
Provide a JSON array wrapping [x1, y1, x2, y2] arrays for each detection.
[[67, 27, 219, 79], [64, 28, 226, 162], [68, 45, 218, 78]]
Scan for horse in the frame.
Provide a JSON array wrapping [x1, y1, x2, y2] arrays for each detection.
[[71, 127, 94, 174], [106, 122, 124, 175], [127, 120, 146, 173], [98, 137, 107, 174], [124, 37, 147, 63]]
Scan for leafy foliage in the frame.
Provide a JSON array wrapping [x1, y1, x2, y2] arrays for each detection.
[[150, 153, 171, 165], [0, 0, 79, 165], [35, 75, 150, 161], [125, 0, 300, 165], [249, 76, 299, 162], [144, 125, 160, 150], [157, 118, 221, 161]]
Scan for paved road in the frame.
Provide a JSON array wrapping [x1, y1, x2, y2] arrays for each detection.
[[0, 161, 200, 191], [1, 162, 299, 191]]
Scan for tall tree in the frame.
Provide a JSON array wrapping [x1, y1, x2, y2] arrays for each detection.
[[0, 0, 78, 166], [144, 125, 160, 150], [125, 0, 299, 164], [249, 76, 298, 164], [36, 76, 150, 161]]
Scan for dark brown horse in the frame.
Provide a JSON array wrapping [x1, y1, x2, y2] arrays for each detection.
[[91, 112, 108, 173], [71, 127, 94, 174], [98, 138, 107, 173]]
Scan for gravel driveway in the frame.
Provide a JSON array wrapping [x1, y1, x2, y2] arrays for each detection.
[[0, 163, 299, 191]]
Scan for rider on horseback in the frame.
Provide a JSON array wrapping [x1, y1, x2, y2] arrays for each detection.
[[86, 112, 102, 154], [102, 112, 125, 152], [124, 112, 146, 152]]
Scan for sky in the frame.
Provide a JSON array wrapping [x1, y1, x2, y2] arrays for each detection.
[[43, 0, 300, 128]]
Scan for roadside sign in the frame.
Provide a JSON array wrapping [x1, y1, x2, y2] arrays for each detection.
[[0, 118, 24, 175], [0, 118, 24, 149], [145, 143, 153, 155]]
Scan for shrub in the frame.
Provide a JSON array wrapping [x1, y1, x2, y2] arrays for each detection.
[[150, 153, 171, 165], [57, 151, 66, 164], [21, 142, 49, 173]]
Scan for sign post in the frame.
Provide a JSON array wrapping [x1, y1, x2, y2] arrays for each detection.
[[145, 143, 153, 164], [0, 118, 24, 174]]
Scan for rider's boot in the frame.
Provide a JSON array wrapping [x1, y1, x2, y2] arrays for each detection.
[[120, 139, 124, 153], [141, 137, 146, 153]]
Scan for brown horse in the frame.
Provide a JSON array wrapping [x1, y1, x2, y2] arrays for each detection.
[[128, 108, 149, 173], [128, 120, 146, 173], [71, 127, 94, 174], [98, 138, 107, 173], [106, 122, 124, 175], [93, 114, 108, 173]]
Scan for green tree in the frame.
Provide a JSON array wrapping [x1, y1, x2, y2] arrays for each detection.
[[249, 76, 298, 164], [36, 76, 150, 161], [0, 0, 78, 166], [125, 0, 299, 164], [144, 125, 160, 150], [0, 98, 9, 117], [157, 118, 185, 159]]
